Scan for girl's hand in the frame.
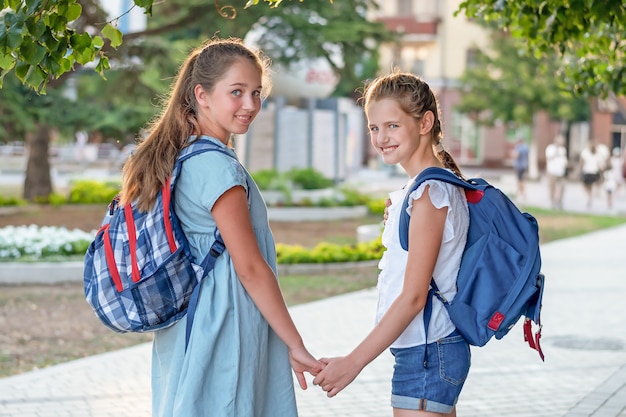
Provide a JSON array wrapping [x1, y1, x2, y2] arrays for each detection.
[[383, 198, 391, 224], [312, 356, 362, 398], [289, 346, 325, 390]]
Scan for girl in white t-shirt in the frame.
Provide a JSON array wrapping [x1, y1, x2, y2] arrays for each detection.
[[314, 70, 470, 416]]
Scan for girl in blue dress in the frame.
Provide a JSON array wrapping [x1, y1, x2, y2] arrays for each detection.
[[119, 37, 322, 417]]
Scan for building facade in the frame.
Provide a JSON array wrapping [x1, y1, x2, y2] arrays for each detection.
[[370, 0, 626, 174]]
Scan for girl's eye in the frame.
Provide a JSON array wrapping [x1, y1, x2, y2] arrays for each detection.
[[231, 90, 242, 96], [389, 124, 398, 129], [369, 126, 379, 133], [252, 90, 261, 97]]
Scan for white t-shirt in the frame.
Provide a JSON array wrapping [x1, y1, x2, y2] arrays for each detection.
[[580, 147, 602, 175], [375, 175, 469, 348], [545, 143, 568, 177]]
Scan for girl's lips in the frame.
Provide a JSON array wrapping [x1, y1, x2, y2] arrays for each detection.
[[380, 145, 398, 154], [236, 114, 254, 124]]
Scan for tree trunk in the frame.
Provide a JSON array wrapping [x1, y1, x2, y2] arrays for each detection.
[[23, 124, 53, 201]]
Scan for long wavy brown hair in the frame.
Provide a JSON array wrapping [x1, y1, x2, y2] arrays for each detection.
[[120, 37, 271, 211], [360, 70, 463, 178]]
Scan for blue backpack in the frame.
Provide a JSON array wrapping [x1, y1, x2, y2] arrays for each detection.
[[399, 167, 545, 361], [83, 138, 237, 347]]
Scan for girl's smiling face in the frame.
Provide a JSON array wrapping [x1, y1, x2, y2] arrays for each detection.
[[195, 58, 263, 143], [366, 98, 421, 167]]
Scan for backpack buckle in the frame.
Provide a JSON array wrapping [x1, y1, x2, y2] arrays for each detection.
[[209, 240, 226, 257]]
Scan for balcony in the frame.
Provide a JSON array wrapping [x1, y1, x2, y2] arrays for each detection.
[[377, 16, 439, 42]]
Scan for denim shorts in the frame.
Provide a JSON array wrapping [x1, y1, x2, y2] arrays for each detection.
[[389, 331, 471, 414]]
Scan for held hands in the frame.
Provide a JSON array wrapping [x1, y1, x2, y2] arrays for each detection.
[[288, 345, 325, 390], [383, 198, 391, 225], [312, 355, 363, 398]]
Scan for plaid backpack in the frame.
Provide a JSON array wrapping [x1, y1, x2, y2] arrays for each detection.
[[83, 138, 237, 346], [399, 167, 545, 361]]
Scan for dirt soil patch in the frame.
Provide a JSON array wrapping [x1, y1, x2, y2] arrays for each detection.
[[0, 205, 380, 377]]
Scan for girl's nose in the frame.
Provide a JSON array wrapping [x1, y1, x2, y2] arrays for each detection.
[[242, 94, 257, 110]]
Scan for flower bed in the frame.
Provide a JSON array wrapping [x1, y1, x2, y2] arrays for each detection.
[[0, 225, 93, 261], [0, 225, 383, 264]]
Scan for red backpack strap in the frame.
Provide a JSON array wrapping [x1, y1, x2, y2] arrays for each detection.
[[123, 205, 141, 283], [523, 318, 544, 361]]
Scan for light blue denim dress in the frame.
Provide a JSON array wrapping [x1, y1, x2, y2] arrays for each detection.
[[151, 136, 297, 417]]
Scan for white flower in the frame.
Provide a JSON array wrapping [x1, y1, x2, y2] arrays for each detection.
[[0, 225, 93, 260]]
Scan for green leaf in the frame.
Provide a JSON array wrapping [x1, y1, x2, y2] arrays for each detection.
[[6, 28, 23, 50], [133, 0, 153, 14], [66, 3, 82, 22], [25, 0, 43, 15], [0, 53, 16, 70], [58, 56, 73, 73], [95, 56, 110, 79], [44, 13, 65, 31], [14, 62, 30, 83], [68, 32, 96, 65], [20, 40, 47, 64], [92, 36, 104, 49], [101, 24, 123, 48], [25, 17, 47, 39], [25, 64, 47, 91], [6, 0, 23, 10], [41, 54, 61, 76], [70, 32, 92, 50]]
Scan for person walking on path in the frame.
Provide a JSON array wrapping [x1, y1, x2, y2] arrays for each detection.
[[313, 71, 471, 416], [603, 147, 624, 210], [579, 142, 602, 209], [119, 37, 322, 417], [512, 137, 530, 203], [545, 134, 568, 209]]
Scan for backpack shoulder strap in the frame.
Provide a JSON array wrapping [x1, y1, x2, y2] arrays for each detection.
[[413, 167, 479, 191], [172, 138, 237, 182], [172, 138, 245, 350], [399, 167, 475, 250]]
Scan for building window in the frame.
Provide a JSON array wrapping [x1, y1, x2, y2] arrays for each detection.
[[398, 0, 413, 15], [410, 59, 424, 76], [466, 48, 479, 69]]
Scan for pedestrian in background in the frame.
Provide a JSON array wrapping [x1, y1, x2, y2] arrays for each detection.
[[545, 134, 568, 209], [512, 137, 530, 203], [119, 37, 322, 417], [579, 142, 602, 209], [313, 71, 471, 416], [604, 147, 624, 210]]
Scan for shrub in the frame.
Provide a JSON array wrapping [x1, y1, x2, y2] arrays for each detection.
[[68, 180, 119, 204], [275, 237, 383, 265], [338, 188, 371, 206], [0, 195, 27, 207], [367, 198, 387, 216], [48, 193, 68, 206], [287, 167, 334, 190], [250, 169, 284, 190]]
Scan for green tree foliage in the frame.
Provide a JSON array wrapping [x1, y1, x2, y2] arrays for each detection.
[[456, 32, 590, 128], [456, 0, 626, 97], [0, 0, 328, 93], [0, 72, 101, 141], [1, 0, 388, 202], [131, 0, 393, 98]]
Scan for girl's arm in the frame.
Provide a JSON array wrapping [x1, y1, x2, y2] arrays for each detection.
[[212, 185, 323, 389], [313, 186, 447, 397]]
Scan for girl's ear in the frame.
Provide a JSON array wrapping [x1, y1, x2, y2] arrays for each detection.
[[419, 110, 435, 135], [194, 84, 208, 107]]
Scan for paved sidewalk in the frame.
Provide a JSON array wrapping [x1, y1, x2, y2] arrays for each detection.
[[1, 170, 625, 416]]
